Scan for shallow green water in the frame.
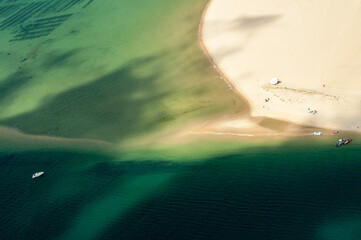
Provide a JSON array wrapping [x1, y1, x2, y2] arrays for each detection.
[[0, 0, 245, 147]]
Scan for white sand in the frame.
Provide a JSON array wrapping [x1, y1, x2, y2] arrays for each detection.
[[202, 0, 361, 132]]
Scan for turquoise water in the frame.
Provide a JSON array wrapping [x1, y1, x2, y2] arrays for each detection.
[[1, 142, 361, 239], [0, 0, 244, 146]]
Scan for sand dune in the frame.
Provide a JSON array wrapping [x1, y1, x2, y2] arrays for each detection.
[[202, 0, 361, 132]]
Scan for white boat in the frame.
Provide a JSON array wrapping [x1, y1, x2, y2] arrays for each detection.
[[313, 131, 323, 135], [32, 172, 44, 179]]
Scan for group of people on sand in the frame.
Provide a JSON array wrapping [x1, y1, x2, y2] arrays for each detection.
[[308, 108, 317, 115]]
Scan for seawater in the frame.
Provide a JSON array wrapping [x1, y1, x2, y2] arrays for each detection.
[[1, 142, 361, 240], [0, 0, 244, 144]]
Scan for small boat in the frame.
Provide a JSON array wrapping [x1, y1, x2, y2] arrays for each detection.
[[336, 138, 352, 147], [313, 131, 323, 135], [32, 172, 44, 179], [336, 139, 345, 147]]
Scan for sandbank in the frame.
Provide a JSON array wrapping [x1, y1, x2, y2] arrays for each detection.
[[202, 0, 361, 133]]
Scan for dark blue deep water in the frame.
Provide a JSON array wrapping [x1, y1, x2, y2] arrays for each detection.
[[1, 141, 361, 240]]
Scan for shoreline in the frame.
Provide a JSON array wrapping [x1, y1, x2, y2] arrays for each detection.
[[198, 0, 250, 115], [199, 0, 361, 136]]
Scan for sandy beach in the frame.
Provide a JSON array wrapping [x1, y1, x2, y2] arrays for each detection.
[[202, 0, 361, 134]]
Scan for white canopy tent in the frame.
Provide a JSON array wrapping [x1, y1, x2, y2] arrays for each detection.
[[270, 77, 279, 85]]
